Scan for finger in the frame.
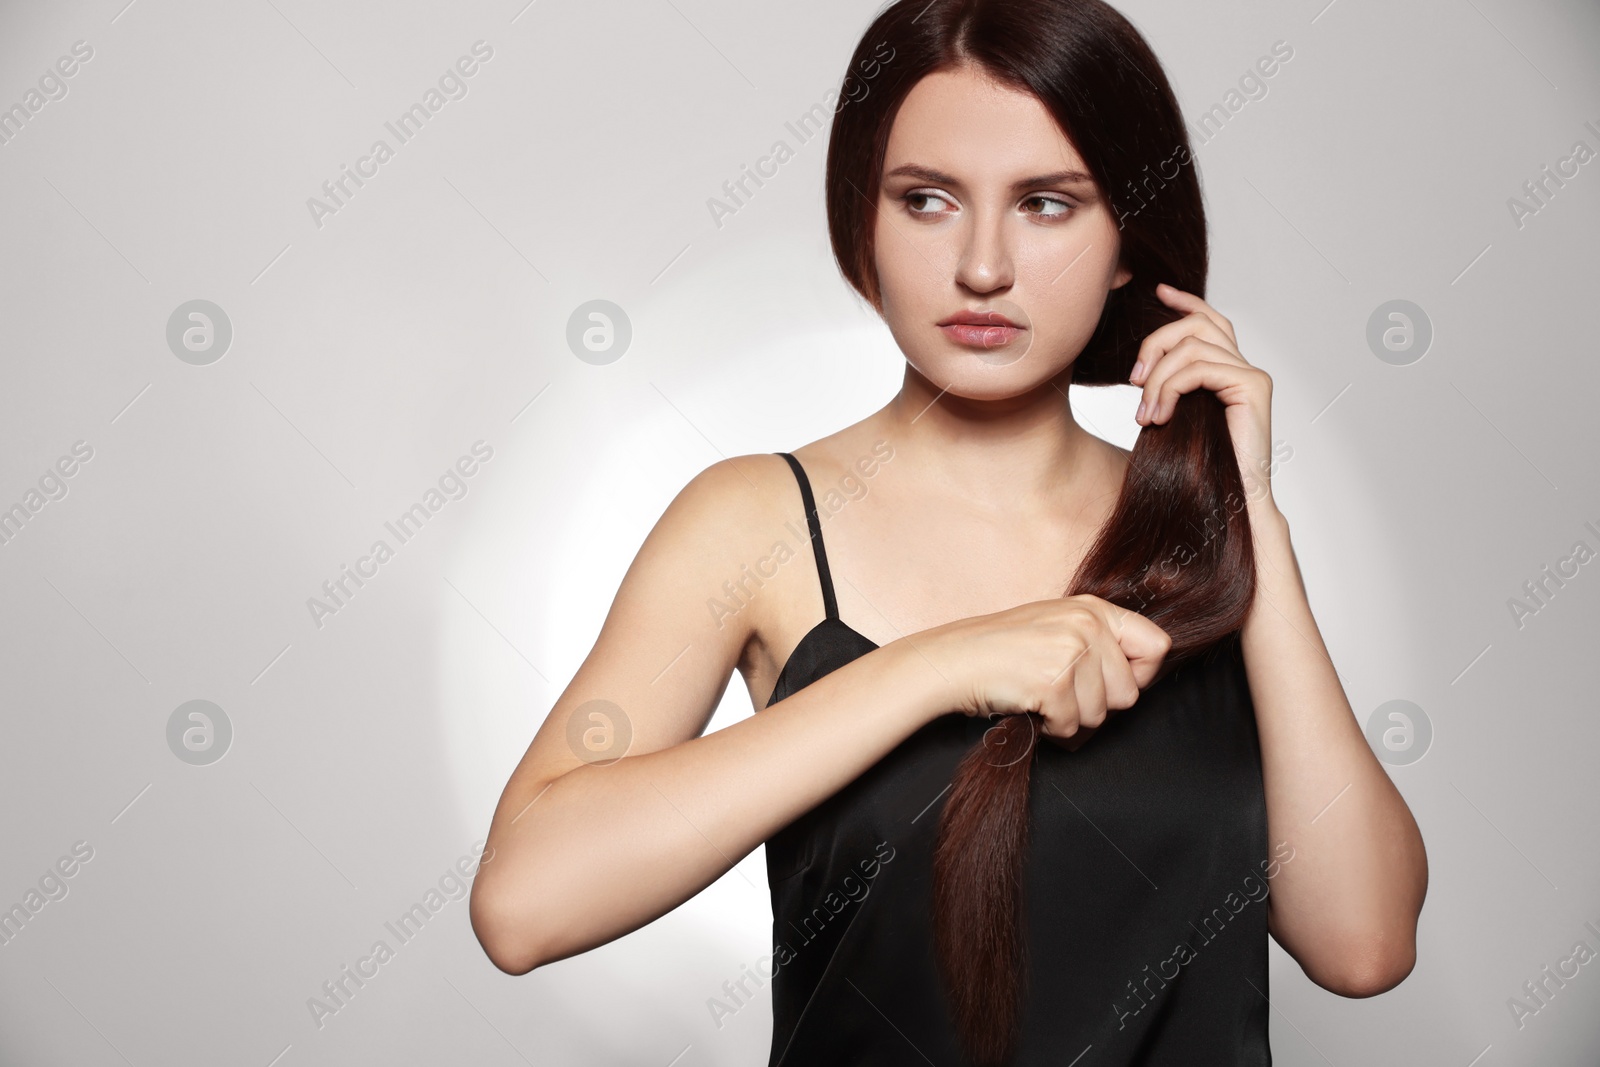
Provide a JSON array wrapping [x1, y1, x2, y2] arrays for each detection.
[[1058, 722, 1097, 752], [1136, 341, 1240, 425], [1074, 643, 1108, 729], [1095, 602, 1171, 688], [1156, 283, 1237, 346], [1144, 356, 1265, 426], [1130, 311, 1239, 387], [1099, 634, 1141, 712], [1043, 645, 1085, 745]]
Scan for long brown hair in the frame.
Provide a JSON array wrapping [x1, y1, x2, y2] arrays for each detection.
[[824, 2, 1258, 1062]]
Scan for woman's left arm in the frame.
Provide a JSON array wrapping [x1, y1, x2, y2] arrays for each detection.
[[1131, 283, 1428, 999]]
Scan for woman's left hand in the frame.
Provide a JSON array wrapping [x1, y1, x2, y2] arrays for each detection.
[[1132, 283, 1280, 516]]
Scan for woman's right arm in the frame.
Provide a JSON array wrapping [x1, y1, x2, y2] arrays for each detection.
[[468, 454, 1168, 976], [468, 455, 959, 975]]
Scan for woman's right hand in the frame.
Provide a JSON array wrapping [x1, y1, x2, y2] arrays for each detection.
[[917, 595, 1172, 751]]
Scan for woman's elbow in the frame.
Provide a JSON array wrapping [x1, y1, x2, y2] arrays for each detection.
[[1315, 938, 1417, 998], [469, 885, 547, 976]]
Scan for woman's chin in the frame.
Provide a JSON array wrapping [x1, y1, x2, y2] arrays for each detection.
[[914, 363, 1071, 403]]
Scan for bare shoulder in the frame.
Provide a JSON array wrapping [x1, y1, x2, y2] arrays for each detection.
[[610, 452, 802, 665], [656, 453, 779, 519], [622, 452, 797, 615], [516, 452, 801, 770], [645, 452, 796, 563], [646, 436, 898, 700]]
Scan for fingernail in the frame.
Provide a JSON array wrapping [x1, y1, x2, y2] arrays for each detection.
[[1136, 398, 1146, 421], [1131, 360, 1145, 381]]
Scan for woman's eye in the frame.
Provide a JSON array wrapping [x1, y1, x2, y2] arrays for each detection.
[[899, 192, 1075, 218], [903, 191, 947, 216], [1023, 195, 1074, 218]]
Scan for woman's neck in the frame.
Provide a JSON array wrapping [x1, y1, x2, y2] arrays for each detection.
[[871, 364, 1118, 513]]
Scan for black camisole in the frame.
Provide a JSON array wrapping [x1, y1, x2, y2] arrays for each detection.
[[761, 451, 1273, 1066]]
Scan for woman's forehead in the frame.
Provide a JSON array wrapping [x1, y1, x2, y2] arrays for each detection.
[[883, 67, 1088, 180]]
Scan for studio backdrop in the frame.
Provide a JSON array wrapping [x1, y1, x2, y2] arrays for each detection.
[[1, 0, 1597, 1064]]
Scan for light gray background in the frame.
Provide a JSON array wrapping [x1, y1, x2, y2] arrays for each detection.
[[1, 0, 1597, 1063]]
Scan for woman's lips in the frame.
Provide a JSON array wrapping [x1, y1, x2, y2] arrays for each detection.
[[938, 322, 1024, 348]]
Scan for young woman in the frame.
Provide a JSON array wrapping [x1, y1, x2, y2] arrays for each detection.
[[470, 1, 1428, 1064]]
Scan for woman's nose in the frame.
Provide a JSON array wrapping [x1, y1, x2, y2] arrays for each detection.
[[953, 209, 1014, 292]]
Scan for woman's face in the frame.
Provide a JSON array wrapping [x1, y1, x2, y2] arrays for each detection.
[[873, 62, 1132, 401]]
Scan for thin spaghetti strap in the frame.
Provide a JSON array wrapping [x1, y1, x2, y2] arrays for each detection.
[[775, 452, 839, 621]]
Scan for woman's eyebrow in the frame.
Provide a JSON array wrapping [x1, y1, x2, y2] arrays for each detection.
[[883, 163, 1096, 189]]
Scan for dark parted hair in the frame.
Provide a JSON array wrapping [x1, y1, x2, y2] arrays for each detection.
[[822, 1, 1258, 1063]]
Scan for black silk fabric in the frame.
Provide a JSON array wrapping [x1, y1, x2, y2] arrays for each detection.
[[761, 452, 1273, 1066]]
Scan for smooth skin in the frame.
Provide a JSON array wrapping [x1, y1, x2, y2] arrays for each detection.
[[470, 61, 1427, 998]]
